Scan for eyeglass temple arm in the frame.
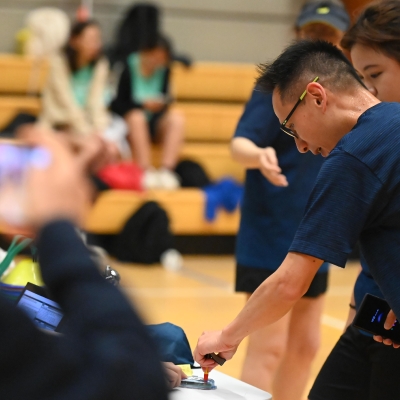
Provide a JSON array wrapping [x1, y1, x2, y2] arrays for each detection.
[[282, 76, 319, 126]]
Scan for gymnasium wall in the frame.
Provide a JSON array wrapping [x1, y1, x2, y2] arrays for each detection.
[[0, 0, 302, 64]]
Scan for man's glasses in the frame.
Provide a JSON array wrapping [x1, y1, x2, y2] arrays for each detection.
[[280, 76, 319, 139]]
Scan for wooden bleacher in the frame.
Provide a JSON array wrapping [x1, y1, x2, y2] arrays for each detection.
[[0, 55, 257, 237], [88, 62, 257, 235], [86, 189, 240, 235], [0, 55, 48, 128]]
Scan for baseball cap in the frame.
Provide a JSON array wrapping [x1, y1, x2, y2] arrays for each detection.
[[296, 0, 350, 32]]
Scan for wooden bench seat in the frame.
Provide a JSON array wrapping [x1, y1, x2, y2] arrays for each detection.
[[173, 102, 244, 142], [86, 189, 240, 235], [0, 55, 48, 130], [0, 96, 41, 129], [152, 142, 244, 182], [172, 62, 256, 102], [0, 55, 48, 95]]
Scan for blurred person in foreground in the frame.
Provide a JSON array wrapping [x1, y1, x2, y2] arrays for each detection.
[[195, 38, 400, 400], [230, 1, 349, 398], [0, 128, 184, 399], [111, 34, 184, 190]]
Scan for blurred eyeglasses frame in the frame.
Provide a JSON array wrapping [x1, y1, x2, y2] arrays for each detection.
[[280, 76, 319, 139]]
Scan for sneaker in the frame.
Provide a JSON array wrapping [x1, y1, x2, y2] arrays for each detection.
[[158, 168, 180, 190], [143, 167, 160, 189]]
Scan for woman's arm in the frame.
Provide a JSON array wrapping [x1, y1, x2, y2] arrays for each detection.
[[41, 54, 91, 135], [230, 136, 264, 168], [231, 137, 288, 186]]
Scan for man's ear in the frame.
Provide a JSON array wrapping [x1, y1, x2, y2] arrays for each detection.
[[306, 82, 326, 111]]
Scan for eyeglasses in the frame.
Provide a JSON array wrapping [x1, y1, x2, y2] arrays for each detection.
[[280, 76, 319, 139]]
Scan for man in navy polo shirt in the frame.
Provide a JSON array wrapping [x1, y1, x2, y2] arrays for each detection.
[[194, 40, 400, 399]]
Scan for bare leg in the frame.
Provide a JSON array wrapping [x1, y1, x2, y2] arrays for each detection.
[[125, 109, 152, 169], [272, 295, 325, 400], [156, 108, 185, 170], [240, 293, 291, 392]]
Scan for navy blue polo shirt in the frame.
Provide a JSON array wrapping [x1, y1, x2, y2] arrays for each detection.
[[235, 89, 328, 273], [290, 102, 400, 317]]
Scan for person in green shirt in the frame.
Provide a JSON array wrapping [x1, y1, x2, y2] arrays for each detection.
[[111, 35, 184, 189]]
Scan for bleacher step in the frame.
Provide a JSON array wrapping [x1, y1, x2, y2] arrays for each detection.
[[86, 188, 240, 235]]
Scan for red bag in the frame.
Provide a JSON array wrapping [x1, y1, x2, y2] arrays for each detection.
[[97, 162, 143, 191]]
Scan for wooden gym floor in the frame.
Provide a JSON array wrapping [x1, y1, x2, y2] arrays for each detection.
[[113, 255, 360, 399]]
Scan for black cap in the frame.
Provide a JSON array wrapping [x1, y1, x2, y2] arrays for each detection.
[[296, 1, 350, 32]]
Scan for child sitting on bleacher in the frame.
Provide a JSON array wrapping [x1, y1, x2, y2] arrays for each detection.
[[38, 20, 128, 159], [111, 35, 184, 190]]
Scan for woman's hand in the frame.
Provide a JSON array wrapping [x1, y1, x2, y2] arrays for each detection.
[[143, 99, 165, 113], [163, 362, 187, 389], [259, 147, 288, 187]]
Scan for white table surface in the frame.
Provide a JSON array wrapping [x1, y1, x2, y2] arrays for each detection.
[[170, 369, 272, 400]]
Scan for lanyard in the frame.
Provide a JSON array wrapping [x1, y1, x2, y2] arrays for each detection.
[[0, 235, 33, 277]]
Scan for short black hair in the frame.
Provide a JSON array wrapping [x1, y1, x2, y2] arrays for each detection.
[[140, 33, 173, 62], [256, 40, 365, 103]]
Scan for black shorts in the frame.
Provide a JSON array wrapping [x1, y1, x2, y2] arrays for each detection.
[[235, 263, 328, 298], [309, 324, 400, 400], [149, 111, 166, 139]]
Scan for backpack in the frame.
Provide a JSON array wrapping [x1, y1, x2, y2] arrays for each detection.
[[174, 159, 211, 188], [113, 201, 174, 264]]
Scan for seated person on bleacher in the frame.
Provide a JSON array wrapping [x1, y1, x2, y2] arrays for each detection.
[[38, 20, 128, 159], [0, 127, 185, 399], [111, 34, 184, 190]]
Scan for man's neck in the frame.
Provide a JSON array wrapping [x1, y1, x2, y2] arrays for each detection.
[[335, 89, 381, 140], [345, 89, 380, 129]]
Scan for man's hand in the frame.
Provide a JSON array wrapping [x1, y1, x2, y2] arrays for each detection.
[[373, 310, 400, 348], [163, 362, 187, 389], [193, 330, 239, 370], [259, 147, 288, 187]]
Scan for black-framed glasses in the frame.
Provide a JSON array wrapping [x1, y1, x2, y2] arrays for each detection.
[[280, 76, 319, 139]]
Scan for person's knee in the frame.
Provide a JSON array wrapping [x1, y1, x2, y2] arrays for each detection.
[[248, 334, 286, 366], [167, 109, 185, 131], [289, 330, 321, 362], [264, 342, 286, 365], [126, 109, 147, 126]]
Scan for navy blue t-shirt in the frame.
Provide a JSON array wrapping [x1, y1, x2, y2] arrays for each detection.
[[235, 89, 328, 273], [290, 102, 400, 317]]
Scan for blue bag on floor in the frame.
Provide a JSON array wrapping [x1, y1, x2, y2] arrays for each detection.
[[147, 322, 194, 366], [203, 177, 243, 221]]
